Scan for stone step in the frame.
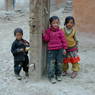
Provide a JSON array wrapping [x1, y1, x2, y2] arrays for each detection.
[[64, 10, 72, 12], [63, 0, 72, 13], [64, 7, 72, 10], [64, 6, 72, 8], [66, 2, 72, 4]]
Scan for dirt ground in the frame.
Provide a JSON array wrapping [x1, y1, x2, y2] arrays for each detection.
[[0, 8, 95, 95]]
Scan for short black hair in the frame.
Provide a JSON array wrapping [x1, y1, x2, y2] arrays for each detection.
[[14, 28, 23, 36], [64, 16, 75, 25], [49, 16, 59, 24]]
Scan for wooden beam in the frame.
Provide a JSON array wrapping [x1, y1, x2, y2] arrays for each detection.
[[29, 0, 50, 81], [5, 0, 13, 11]]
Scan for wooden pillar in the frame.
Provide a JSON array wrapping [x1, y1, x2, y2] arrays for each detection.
[[29, 0, 50, 80], [5, 0, 13, 11]]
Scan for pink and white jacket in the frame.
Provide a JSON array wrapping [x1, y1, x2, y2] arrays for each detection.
[[43, 27, 67, 50]]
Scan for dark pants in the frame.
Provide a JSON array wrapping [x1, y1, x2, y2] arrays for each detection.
[[14, 56, 29, 75], [47, 49, 63, 79]]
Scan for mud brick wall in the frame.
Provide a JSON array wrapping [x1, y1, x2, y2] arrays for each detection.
[[73, 0, 95, 32]]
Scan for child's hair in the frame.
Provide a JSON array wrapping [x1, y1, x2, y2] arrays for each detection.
[[14, 28, 23, 36], [49, 16, 59, 24], [64, 16, 75, 25]]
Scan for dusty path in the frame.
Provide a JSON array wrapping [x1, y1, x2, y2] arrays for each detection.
[[0, 4, 95, 95]]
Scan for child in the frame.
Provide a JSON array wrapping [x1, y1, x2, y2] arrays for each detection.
[[11, 28, 30, 80], [43, 16, 67, 84], [62, 16, 80, 78]]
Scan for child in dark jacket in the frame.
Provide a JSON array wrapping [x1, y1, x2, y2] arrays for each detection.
[[11, 28, 30, 80]]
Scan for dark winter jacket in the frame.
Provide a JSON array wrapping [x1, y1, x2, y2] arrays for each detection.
[[11, 39, 30, 61]]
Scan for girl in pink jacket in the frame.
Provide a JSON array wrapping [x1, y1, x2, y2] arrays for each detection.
[[43, 16, 67, 84]]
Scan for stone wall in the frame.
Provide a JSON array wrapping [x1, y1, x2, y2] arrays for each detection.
[[51, 0, 66, 11], [0, 0, 29, 11], [0, 0, 66, 11], [56, 0, 66, 8], [73, 0, 95, 32]]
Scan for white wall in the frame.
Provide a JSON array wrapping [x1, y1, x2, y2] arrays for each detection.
[[0, 0, 29, 10], [0, 0, 5, 10], [15, 0, 29, 11]]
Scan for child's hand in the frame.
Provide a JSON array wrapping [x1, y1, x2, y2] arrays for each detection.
[[20, 48, 24, 52], [25, 47, 30, 51]]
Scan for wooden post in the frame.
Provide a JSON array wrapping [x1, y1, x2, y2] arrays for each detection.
[[29, 0, 50, 80], [5, 0, 13, 11]]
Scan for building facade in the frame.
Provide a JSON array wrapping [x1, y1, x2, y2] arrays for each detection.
[[73, 0, 95, 32]]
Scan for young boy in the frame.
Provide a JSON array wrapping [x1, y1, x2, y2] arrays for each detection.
[[11, 28, 30, 80]]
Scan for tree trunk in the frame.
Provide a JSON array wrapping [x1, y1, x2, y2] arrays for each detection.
[[29, 0, 50, 81]]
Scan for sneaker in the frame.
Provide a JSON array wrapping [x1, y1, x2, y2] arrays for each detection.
[[50, 78, 56, 84], [56, 76, 62, 81], [71, 71, 78, 79], [15, 75, 22, 80], [25, 72, 29, 77], [62, 72, 68, 76]]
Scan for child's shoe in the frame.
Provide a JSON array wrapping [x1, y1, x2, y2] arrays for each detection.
[[25, 72, 29, 77], [71, 71, 78, 79], [50, 78, 56, 84], [15, 74, 22, 80], [62, 71, 68, 76], [56, 76, 62, 81]]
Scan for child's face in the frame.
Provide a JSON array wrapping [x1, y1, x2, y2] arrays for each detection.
[[66, 20, 74, 29], [51, 19, 59, 29], [15, 32, 23, 40]]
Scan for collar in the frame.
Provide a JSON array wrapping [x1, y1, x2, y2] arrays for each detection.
[[50, 26, 60, 32]]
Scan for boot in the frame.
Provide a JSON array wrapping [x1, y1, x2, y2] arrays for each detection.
[[56, 76, 62, 81], [62, 71, 68, 76], [49, 77, 56, 84], [15, 74, 22, 80]]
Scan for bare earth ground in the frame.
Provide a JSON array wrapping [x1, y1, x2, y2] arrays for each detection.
[[0, 9, 95, 95]]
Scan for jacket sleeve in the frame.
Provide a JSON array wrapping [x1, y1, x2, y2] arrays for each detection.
[[24, 40, 30, 47], [24, 40, 30, 54], [11, 42, 22, 55], [42, 30, 50, 42], [60, 30, 68, 49]]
